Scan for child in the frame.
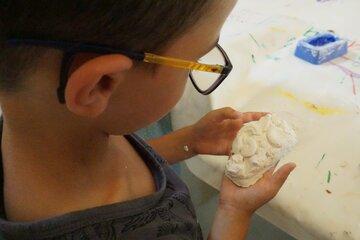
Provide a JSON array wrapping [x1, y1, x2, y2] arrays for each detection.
[[0, 1, 296, 239]]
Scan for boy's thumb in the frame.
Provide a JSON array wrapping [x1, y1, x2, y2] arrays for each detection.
[[272, 162, 296, 189]]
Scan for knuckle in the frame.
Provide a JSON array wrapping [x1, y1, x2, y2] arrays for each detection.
[[223, 107, 235, 114]]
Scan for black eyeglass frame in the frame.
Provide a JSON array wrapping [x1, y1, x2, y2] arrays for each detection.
[[189, 44, 233, 95]]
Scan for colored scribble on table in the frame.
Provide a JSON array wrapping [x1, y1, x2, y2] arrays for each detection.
[[316, 153, 326, 168], [330, 40, 360, 96], [279, 89, 344, 115]]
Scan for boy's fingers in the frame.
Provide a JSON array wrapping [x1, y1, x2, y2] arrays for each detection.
[[211, 107, 240, 121], [222, 112, 269, 134], [239, 112, 268, 123], [271, 163, 296, 188], [211, 108, 268, 123]]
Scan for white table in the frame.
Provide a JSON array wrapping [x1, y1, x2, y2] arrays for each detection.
[[171, 1, 360, 239]]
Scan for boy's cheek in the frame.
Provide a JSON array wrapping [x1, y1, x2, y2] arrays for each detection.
[[152, 67, 189, 102], [97, 68, 189, 134], [149, 72, 188, 117]]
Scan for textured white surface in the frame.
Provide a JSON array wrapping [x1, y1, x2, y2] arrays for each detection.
[[225, 114, 297, 187], [172, 1, 360, 239]]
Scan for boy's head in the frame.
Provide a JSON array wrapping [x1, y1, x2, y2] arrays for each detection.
[[0, 1, 236, 134]]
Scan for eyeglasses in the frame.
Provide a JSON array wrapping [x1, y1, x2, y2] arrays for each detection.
[[5, 38, 233, 103]]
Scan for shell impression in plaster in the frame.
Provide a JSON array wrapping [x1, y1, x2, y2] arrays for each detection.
[[225, 114, 297, 187]]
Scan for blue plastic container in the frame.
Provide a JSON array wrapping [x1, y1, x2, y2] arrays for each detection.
[[295, 32, 348, 65]]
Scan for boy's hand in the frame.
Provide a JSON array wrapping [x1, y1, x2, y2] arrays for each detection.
[[191, 107, 266, 155], [219, 163, 296, 216], [208, 163, 296, 240], [148, 107, 266, 165]]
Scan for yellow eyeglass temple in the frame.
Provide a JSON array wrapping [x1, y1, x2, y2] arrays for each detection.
[[144, 53, 224, 74]]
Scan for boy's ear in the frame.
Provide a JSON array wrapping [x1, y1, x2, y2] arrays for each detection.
[[65, 54, 133, 118]]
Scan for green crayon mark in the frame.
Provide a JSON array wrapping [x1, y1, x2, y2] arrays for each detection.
[[316, 153, 326, 168], [327, 170, 331, 183], [266, 55, 280, 61], [303, 27, 318, 37], [283, 37, 296, 47], [340, 76, 346, 84], [251, 54, 256, 63], [249, 33, 261, 48]]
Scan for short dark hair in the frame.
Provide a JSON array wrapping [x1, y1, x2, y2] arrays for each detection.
[[0, 0, 211, 91]]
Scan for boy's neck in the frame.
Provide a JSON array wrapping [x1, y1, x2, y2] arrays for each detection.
[[0, 114, 137, 221], [0, 110, 156, 222], [1, 115, 115, 178]]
